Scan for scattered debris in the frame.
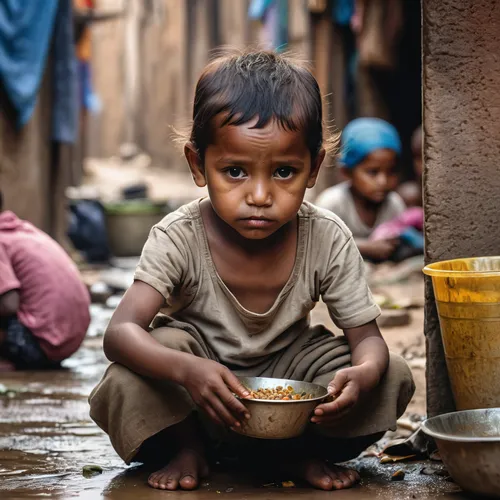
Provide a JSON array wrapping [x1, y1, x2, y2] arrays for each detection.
[[89, 282, 113, 304], [0, 384, 17, 398], [420, 467, 435, 476], [380, 454, 416, 464], [391, 470, 406, 481], [82, 465, 103, 479], [282, 481, 295, 488]]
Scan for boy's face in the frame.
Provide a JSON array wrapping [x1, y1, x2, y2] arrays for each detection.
[[346, 149, 398, 204], [186, 116, 324, 240]]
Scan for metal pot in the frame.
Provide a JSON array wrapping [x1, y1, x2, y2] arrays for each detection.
[[104, 200, 171, 257], [421, 408, 500, 497], [233, 377, 328, 440]]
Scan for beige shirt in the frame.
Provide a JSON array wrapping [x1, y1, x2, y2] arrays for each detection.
[[135, 199, 380, 367], [315, 182, 406, 239]]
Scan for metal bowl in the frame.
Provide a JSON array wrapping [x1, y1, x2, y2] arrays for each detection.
[[233, 376, 328, 440], [421, 408, 500, 497]]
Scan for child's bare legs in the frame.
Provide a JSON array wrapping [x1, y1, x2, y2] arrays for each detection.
[[277, 432, 384, 490], [137, 414, 209, 490], [287, 459, 360, 490]]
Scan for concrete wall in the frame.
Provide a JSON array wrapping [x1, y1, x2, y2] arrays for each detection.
[[0, 64, 68, 242], [90, 0, 313, 167], [423, 0, 500, 416]]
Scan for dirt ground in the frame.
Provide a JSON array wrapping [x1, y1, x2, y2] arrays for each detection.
[[0, 163, 467, 499]]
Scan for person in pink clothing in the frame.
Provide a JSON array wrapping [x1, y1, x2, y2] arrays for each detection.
[[0, 191, 91, 371]]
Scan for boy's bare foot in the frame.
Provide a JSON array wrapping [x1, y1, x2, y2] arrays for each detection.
[[147, 447, 209, 490], [288, 458, 360, 490]]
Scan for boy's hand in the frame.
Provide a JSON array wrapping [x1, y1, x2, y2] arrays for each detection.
[[311, 366, 366, 426], [179, 357, 251, 428], [369, 239, 399, 261]]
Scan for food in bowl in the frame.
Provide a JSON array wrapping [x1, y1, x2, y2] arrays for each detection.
[[246, 385, 314, 401]]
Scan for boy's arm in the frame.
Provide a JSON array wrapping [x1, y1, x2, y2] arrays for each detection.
[[0, 290, 19, 317], [311, 321, 389, 425], [355, 238, 399, 261], [104, 280, 250, 427]]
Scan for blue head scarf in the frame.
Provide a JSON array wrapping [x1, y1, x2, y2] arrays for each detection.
[[339, 118, 402, 169]]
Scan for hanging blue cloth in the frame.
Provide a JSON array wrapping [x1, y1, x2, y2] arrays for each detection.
[[333, 0, 355, 26], [248, 0, 288, 51], [51, 0, 78, 143], [0, 1, 59, 128]]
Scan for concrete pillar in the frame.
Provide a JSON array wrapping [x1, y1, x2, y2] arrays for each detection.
[[423, 0, 500, 416]]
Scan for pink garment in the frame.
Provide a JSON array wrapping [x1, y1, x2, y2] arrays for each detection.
[[370, 207, 424, 241], [0, 211, 90, 361]]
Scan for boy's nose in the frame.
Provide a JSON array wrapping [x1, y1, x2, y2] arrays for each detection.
[[247, 181, 272, 206]]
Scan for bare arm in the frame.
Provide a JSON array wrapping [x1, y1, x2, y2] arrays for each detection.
[[312, 320, 389, 424], [103, 280, 197, 383], [0, 290, 20, 317], [343, 320, 389, 391], [104, 280, 250, 427], [355, 238, 398, 261]]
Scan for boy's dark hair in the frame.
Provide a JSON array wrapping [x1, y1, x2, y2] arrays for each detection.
[[187, 50, 337, 162]]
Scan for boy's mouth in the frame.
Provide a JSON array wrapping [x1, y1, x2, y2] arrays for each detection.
[[240, 216, 274, 228]]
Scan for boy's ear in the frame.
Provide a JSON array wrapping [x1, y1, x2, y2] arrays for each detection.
[[185, 143, 206, 188], [307, 148, 326, 188]]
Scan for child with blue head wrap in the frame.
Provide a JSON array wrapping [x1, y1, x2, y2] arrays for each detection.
[[316, 117, 407, 261]]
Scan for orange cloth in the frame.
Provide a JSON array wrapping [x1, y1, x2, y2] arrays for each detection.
[[74, 0, 94, 62]]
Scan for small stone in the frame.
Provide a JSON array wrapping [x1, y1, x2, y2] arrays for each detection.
[[378, 309, 411, 328], [225, 487, 234, 492], [391, 470, 405, 481], [282, 481, 295, 488], [421, 467, 435, 475], [82, 465, 103, 478]]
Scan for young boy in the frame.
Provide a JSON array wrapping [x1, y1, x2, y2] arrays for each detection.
[[315, 117, 406, 261], [0, 191, 90, 370], [89, 51, 415, 492]]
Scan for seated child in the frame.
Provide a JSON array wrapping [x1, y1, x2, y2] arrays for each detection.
[[315, 117, 406, 261], [372, 125, 424, 259], [0, 191, 91, 370], [89, 51, 415, 492], [397, 125, 423, 208]]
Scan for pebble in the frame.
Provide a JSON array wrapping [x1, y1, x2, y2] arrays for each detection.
[[391, 470, 406, 481]]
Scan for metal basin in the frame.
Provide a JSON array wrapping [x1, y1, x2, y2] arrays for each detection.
[[233, 377, 328, 440], [421, 408, 500, 497]]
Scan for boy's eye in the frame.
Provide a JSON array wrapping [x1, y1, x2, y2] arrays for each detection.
[[274, 167, 295, 179], [226, 167, 246, 179]]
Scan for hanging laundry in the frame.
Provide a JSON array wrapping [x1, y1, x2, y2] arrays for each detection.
[[0, 1, 59, 127], [249, 0, 288, 52], [333, 0, 355, 26], [51, 0, 78, 143]]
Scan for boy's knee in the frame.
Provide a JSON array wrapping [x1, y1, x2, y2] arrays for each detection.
[[388, 352, 416, 412]]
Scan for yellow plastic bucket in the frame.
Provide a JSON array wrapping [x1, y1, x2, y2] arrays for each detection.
[[424, 257, 500, 410]]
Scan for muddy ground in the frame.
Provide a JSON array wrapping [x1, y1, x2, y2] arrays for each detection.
[[0, 165, 468, 498], [0, 260, 469, 500]]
